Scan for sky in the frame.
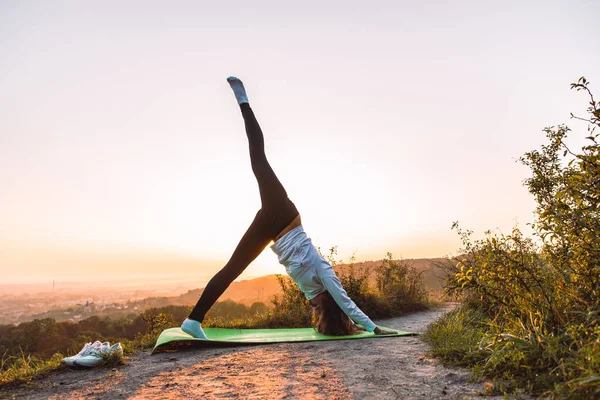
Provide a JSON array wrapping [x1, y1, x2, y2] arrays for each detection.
[[1, 0, 599, 284]]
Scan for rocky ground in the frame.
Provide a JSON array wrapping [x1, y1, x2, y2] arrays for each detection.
[[2, 303, 505, 399]]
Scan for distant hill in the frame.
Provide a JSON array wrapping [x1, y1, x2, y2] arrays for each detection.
[[176, 275, 283, 307], [335, 257, 452, 293], [177, 257, 453, 307]]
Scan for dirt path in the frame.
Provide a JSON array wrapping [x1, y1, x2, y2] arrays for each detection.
[[4, 303, 502, 399]]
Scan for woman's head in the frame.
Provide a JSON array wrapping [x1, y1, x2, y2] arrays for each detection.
[[310, 291, 358, 336]]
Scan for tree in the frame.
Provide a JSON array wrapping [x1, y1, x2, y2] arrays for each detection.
[[520, 76, 600, 309], [444, 77, 600, 396]]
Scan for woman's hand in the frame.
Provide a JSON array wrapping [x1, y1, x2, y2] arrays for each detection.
[[374, 327, 397, 335]]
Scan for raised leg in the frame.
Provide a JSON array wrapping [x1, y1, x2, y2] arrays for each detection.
[[183, 78, 300, 334], [240, 103, 295, 210]]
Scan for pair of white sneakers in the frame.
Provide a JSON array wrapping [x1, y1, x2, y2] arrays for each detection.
[[62, 340, 124, 368]]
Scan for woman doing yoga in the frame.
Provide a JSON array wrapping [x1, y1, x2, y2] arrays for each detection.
[[181, 77, 396, 339]]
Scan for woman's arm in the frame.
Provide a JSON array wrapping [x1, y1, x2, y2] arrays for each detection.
[[318, 264, 395, 334], [318, 266, 377, 331], [373, 327, 397, 335]]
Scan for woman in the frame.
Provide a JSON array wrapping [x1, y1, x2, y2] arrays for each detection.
[[181, 77, 396, 339]]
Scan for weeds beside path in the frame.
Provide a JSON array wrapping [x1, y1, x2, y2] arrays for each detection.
[[3, 303, 505, 400]]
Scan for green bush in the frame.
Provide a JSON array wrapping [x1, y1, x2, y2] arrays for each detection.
[[376, 253, 429, 315], [432, 77, 600, 398]]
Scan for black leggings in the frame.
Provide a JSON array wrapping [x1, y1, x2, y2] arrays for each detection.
[[188, 103, 299, 322]]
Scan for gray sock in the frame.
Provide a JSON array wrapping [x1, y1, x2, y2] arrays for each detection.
[[227, 76, 249, 105]]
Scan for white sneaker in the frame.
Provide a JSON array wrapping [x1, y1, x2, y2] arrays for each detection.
[[75, 342, 124, 367], [101, 342, 123, 358], [63, 341, 124, 368], [74, 354, 103, 367], [62, 341, 104, 367]]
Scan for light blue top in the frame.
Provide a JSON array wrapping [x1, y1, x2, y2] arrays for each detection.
[[270, 225, 377, 332]]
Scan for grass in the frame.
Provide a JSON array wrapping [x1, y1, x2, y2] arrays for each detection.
[[0, 351, 65, 388], [424, 302, 600, 398], [0, 345, 127, 388], [422, 306, 489, 367]]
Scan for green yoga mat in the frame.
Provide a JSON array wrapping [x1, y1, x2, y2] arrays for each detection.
[[153, 326, 416, 353]]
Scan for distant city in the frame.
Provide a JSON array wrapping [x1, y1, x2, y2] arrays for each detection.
[[0, 275, 212, 325]]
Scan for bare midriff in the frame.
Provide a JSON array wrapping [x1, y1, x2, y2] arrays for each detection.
[[274, 214, 302, 243]]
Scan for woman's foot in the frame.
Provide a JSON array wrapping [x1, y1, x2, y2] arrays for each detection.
[[181, 318, 208, 339], [227, 76, 249, 105]]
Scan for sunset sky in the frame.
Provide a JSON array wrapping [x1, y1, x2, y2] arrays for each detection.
[[1, 1, 599, 284]]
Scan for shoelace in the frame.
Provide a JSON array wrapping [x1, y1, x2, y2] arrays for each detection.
[[75, 343, 93, 356], [77, 342, 104, 357]]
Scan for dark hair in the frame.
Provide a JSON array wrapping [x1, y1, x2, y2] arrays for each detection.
[[311, 291, 358, 336]]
